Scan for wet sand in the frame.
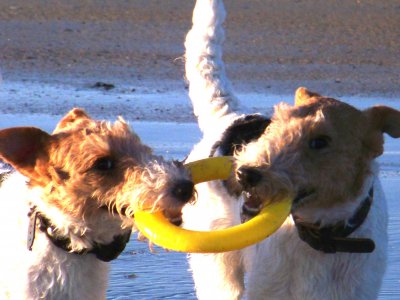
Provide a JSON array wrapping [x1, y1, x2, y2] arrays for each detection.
[[1, 0, 399, 100]]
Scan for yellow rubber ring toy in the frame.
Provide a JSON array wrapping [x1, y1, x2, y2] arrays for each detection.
[[134, 156, 292, 253]]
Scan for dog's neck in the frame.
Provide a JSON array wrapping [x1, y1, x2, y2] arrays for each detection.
[[294, 162, 378, 223], [27, 206, 131, 262], [292, 187, 375, 253]]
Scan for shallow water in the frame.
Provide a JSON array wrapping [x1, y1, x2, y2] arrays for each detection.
[[1, 101, 399, 299]]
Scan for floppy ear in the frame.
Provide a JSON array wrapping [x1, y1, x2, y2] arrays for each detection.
[[53, 108, 91, 133], [294, 87, 322, 106], [362, 106, 400, 158], [0, 127, 51, 185], [365, 106, 400, 138]]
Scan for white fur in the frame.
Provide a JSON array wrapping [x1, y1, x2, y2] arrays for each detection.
[[0, 172, 129, 300], [183, 1, 388, 299], [183, 1, 246, 298], [183, 0, 248, 300]]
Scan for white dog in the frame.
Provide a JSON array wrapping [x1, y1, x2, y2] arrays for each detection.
[[0, 109, 194, 299], [183, 0, 399, 299]]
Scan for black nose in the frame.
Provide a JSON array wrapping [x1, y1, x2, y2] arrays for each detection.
[[171, 180, 194, 203], [171, 218, 183, 226], [237, 167, 262, 188]]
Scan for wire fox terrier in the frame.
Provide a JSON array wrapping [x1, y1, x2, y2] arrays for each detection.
[[0, 108, 194, 299], [183, 0, 400, 299]]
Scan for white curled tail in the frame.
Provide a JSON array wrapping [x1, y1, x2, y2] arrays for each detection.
[[185, 0, 239, 132]]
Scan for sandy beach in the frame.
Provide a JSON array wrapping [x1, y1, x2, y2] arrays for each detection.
[[1, 0, 399, 105]]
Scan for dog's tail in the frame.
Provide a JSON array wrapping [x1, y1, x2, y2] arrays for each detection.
[[185, 0, 239, 133]]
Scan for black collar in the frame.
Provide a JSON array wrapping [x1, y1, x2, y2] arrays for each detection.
[[293, 188, 375, 253], [27, 207, 131, 262]]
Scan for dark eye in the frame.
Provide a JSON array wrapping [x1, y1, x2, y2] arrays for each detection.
[[92, 157, 115, 171], [309, 136, 330, 150]]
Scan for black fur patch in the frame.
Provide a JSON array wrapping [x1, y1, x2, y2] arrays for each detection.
[[209, 114, 270, 196], [210, 114, 270, 157]]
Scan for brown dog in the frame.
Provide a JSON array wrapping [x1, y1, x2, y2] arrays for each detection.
[[0, 108, 194, 299]]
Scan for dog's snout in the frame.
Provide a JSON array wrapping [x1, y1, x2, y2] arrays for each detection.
[[237, 167, 262, 188], [171, 179, 194, 203]]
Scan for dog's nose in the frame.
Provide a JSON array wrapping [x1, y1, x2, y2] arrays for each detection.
[[237, 167, 262, 188], [171, 179, 194, 203], [171, 217, 183, 226]]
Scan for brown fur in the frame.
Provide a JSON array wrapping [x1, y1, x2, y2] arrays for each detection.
[[0, 108, 194, 223]]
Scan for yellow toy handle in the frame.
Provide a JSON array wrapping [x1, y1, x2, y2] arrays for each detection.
[[134, 156, 291, 253], [183, 156, 234, 184]]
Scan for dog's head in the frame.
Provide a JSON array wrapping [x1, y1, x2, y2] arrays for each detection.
[[235, 88, 400, 222], [0, 108, 194, 250]]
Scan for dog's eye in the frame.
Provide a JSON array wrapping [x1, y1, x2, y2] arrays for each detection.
[[309, 136, 330, 150], [93, 157, 115, 171]]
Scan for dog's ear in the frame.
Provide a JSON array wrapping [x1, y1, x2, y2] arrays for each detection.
[[365, 106, 400, 138], [294, 87, 322, 106], [0, 127, 51, 185], [363, 106, 400, 157], [54, 108, 92, 133]]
